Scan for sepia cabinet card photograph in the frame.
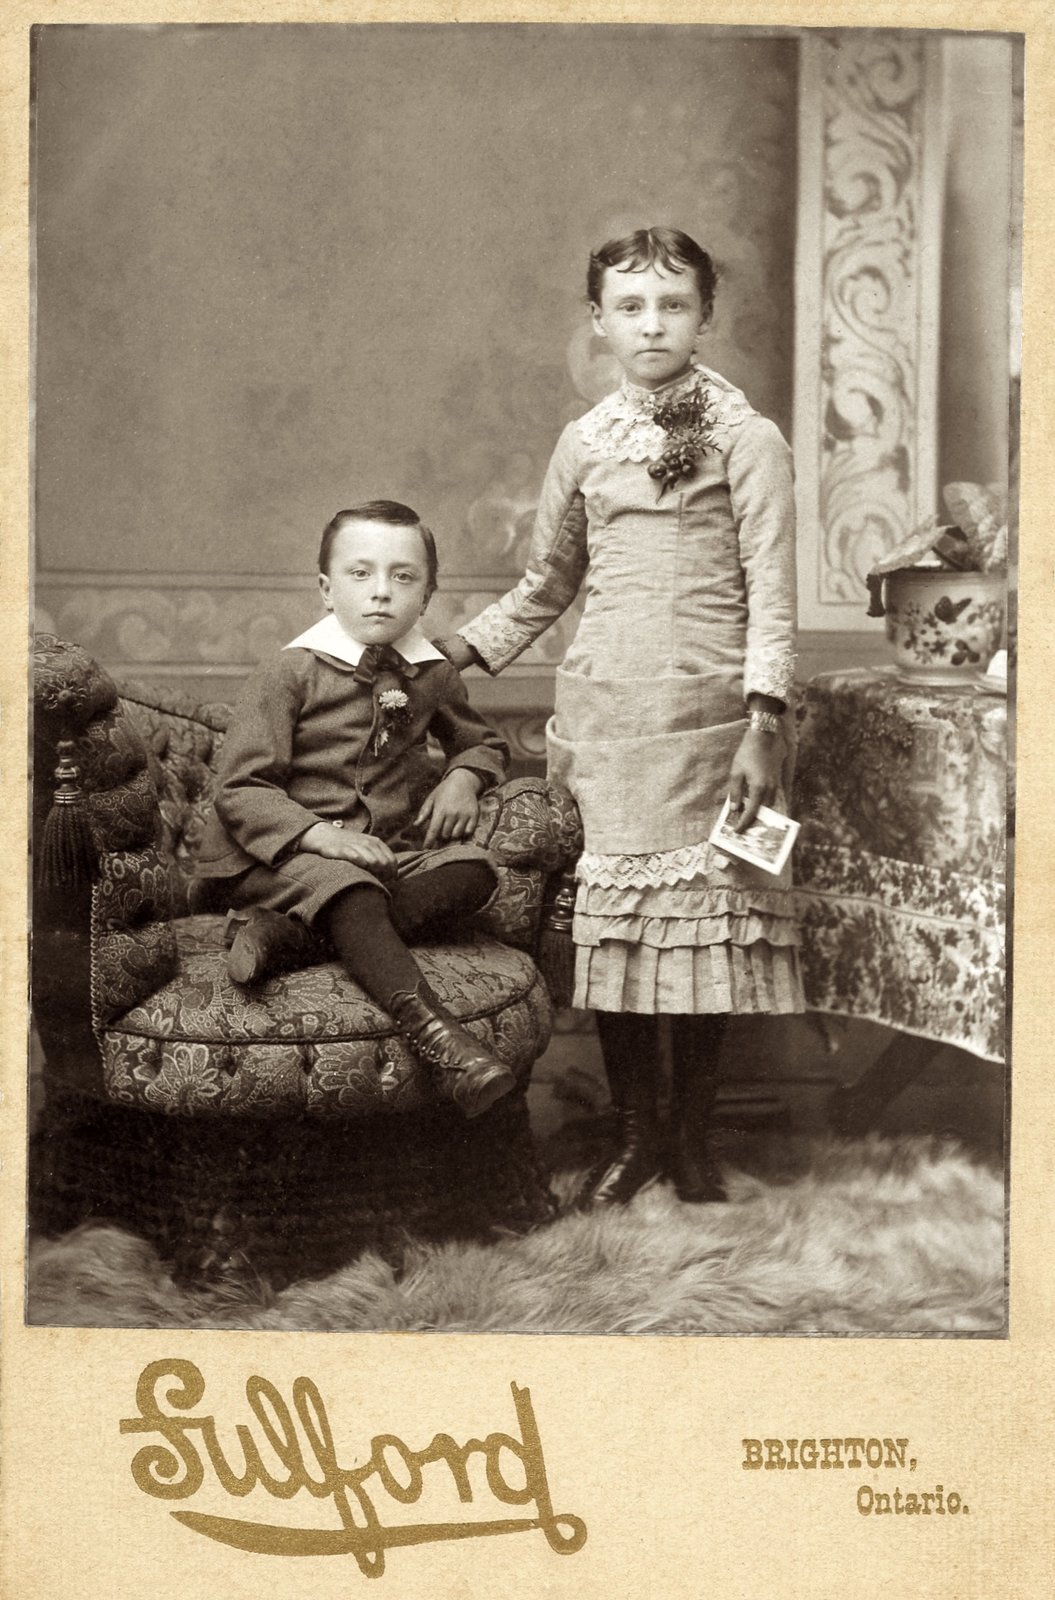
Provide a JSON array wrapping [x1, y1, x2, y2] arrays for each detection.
[[1, 1, 1052, 1595]]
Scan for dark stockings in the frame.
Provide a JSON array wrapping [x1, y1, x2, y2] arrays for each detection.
[[594, 1011, 662, 1120], [325, 887, 421, 1009], [324, 863, 515, 1119], [388, 860, 494, 943], [669, 1014, 728, 1202], [323, 860, 495, 1009]]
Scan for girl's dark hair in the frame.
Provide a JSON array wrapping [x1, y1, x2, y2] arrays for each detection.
[[319, 500, 439, 595], [587, 227, 718, 322]]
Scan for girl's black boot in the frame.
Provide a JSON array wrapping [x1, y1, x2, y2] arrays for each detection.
[[578, 1013, 662, 1208], [668, 1015, 728, 1203]]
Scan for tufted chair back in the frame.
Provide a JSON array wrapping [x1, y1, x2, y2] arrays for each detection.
[[114, 680, 233, 913]]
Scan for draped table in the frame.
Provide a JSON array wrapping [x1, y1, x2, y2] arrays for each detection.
[[792, 666, 1008, 1130]]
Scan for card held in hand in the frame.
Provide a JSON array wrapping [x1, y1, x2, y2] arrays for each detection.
[[708, 798, 800, 876]]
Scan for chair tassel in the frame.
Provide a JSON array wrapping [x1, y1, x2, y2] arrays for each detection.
[[39, 739, 97, 889], [537, 871, 578, 1010]]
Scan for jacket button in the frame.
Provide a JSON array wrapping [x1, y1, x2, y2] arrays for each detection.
[[360, 782, 371, 795]]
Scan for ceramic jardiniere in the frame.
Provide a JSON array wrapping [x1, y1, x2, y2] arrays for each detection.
[[881, 567, 1005, 684]]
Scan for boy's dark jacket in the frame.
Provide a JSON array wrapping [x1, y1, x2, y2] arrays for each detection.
[[195, 641, 509, 880]]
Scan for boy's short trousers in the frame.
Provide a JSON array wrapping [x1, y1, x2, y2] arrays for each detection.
[[225, 839, 499, 929]]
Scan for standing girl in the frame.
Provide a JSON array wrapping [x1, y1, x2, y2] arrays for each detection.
[[443, 227, 803, 1206]]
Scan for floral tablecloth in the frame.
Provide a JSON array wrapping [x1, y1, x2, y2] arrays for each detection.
[[793, 667, 1007, 1063]]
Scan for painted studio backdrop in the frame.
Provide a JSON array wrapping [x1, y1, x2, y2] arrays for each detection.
[[35, 24, 1015, 761]]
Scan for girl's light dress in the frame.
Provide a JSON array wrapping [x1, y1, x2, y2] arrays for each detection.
[[460, 363, 804, 1016]]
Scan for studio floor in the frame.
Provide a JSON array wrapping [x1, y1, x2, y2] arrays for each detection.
[[25, 1008, 1008, 1335], [529, 1009, 1006, 1169]]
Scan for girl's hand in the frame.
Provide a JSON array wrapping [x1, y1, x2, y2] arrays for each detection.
[[727, 729, 784, 833], [416, 769, 483, 848], [436, 635, 480, 672], [298, 821, 397, 880]]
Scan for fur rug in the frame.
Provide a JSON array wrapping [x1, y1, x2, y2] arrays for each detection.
[[28, 1134, 1005, 1335]]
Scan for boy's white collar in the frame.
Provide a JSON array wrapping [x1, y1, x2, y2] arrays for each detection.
[[283, 613, 447, 667]]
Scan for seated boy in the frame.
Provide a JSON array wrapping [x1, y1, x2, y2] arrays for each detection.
[[194, 499, 515, 1119]]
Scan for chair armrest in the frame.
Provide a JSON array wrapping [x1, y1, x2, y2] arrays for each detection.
[[473, 776, 584, 871], [34, 635, 161, 862], [471, 777, 583, 954], [33, 637, 180, 1093]]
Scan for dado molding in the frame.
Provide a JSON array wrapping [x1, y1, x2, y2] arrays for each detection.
[[34, 572, 561, 765], [34, 572, 578, 682]]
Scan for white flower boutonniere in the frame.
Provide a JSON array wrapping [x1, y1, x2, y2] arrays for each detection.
[[373, 687, 412, 754]]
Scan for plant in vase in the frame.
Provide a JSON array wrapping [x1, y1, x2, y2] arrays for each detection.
[[866, 482, 1008, 684]]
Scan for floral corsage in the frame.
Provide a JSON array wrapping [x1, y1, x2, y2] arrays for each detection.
[[647, 383, 719, 497], [373, 687, 412, 754]]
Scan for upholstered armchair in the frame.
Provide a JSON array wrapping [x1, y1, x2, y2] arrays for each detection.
[[31, 635, 582, 1284]]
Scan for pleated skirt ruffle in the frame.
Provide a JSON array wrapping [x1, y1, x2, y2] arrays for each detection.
[[573, 937, 805, 1015], [571, 865, 805, 1015]]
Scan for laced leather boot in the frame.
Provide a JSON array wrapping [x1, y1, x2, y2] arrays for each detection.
[[387, 981, 517, 1120], [579, 1104, 662, 1208], [578, 1013, 662, 1208]]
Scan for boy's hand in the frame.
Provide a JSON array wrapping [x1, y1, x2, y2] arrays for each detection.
[[727, 730, 784, 833], [297, 821, 397, 879], [416, 769, 484, 848]]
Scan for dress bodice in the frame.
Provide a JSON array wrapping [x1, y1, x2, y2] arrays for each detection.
[[565, 447, 752, 685], [460, 361, 797, 709]]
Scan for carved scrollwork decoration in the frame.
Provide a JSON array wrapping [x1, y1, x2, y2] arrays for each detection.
[[816, 32, 935, 606]]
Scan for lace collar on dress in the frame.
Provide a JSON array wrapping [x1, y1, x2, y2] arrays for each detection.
[[576, 363, 756, 465]]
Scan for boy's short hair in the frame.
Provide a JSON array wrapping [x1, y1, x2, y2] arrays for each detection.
[[319, 500, 439, 596]]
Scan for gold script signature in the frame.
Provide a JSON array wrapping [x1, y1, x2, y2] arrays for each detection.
[[121, 1360, 587, 1576]]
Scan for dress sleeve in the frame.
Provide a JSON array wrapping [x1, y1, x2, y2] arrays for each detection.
[[727, 414, 798, 705], [458, 420, 589, 674], [211, 654, 323, 866]]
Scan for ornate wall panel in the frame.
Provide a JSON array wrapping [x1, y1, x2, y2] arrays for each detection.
[[795, 33, 944, 630]]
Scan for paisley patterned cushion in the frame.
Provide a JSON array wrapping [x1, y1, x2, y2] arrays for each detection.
[[473, 864, 544, 949], [84, 765, 160, 854], [91, 849, 182, 1025], [100, 915, 552, 1117]]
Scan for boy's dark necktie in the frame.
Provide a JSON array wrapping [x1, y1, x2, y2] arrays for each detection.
[[353, 643, 403, 684]]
